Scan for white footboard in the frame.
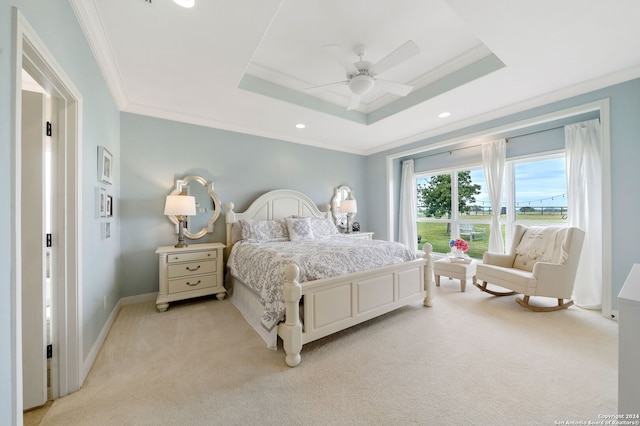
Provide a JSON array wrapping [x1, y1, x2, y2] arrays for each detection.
[[278, 245, 433, 367]]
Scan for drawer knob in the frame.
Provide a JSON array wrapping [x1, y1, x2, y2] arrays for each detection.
[[186, 280, 201, 287], [186, 265, 201, 272]]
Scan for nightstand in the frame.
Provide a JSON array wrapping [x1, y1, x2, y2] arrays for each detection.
[[342, 231, 374, 240], [155, 242, 225, 312]]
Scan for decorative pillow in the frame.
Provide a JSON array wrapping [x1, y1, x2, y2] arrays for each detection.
[[230, 222, 244, 244], [238, 219, 289, 242], [309, 217, 339, 238], [285, 217, 315, 241]]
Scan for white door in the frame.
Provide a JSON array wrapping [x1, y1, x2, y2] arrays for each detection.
[[21, 89, 48, 410]]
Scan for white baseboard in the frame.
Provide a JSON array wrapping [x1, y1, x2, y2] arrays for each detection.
[[120, 292, 157, 306], [80, 292, 158, 384], [611, 309, 619, 321]]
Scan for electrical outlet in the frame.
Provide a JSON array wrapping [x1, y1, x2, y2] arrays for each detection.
[[103, 294, 107, 310]]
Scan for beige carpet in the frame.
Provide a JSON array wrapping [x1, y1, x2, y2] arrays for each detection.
[[40, 279, 618, 425]]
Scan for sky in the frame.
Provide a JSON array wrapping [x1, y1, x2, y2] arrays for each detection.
[[418, 157, 568, 208]]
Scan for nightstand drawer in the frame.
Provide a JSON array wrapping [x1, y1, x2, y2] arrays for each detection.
[[156, 243, 226, 312], [167, 260, 216, 279], [167, 251, 216, 263], [168, 274, 217, 293]]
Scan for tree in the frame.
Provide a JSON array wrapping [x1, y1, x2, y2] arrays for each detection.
[[417, 171, 481, 220]]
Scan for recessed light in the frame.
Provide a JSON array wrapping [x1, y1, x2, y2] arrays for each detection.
[[173, 0, 195, 8], [295, 123, 306, 129], [438, 112, 451, 118]]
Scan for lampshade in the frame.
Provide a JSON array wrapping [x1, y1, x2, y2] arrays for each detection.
[[164, 195, 196, 216], [340, 199, 358, 214]]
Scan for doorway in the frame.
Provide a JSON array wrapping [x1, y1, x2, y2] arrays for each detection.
[[21, 77, 54, 411], [14, 8, 83, 420]]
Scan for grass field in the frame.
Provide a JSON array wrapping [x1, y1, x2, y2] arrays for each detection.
[[417, 214, 566, 258]]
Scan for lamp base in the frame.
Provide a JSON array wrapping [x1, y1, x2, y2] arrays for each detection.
[[346, 214, 353, 234], [175, 219, 188, 248]]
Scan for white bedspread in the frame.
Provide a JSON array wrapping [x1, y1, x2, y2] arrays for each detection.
[[227, 235, 416, 332]]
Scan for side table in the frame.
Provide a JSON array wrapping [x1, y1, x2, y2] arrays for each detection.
[[342, 231, 374, 240], [155, 242, 225, 312], [433, 257, 478, 292]]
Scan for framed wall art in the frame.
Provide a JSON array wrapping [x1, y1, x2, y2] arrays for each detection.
[[106, 195, 113, 217], [97, 146, 113, 184], [98, 187, 107, 217]]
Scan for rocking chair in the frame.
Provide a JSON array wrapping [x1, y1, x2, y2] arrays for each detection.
[[475, 224, 585, 312]]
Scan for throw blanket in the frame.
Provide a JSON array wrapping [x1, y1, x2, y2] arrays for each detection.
[[515, 226, 568, 263], [227, 236, 416, 332]]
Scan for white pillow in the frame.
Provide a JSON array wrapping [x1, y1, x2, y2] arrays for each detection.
[[238, 219, 289, 242], [310, 217, 339, 238], [285, 217, 315, 241]]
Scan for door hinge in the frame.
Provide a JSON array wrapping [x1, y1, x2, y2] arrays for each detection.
[[46, 121, 52, 137], [46, 233, 52, 248], [46, 344, 53, 359]]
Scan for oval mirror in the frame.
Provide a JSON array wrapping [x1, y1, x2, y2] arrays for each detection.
[[331, 185, 356, 230], [167, 175, 221, 239]]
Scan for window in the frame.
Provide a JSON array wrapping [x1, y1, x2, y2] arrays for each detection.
[[416, 153, 567, 258], [416, 169, 493, 259], [512, 156, 567, 226]]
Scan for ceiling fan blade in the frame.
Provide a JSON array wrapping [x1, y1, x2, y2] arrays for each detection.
[[374, 79, 414, 97], [304, 80, 348, 92], [370, 40, 420, 75], [347, 94, 361, 110], [323, 44, 358, 75]]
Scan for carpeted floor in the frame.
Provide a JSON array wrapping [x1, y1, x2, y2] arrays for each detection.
[[39, 279, 618, 425]]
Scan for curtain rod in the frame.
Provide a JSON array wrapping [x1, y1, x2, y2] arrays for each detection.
[[411, 124, 566, 162], [410, 117, 598, 162]]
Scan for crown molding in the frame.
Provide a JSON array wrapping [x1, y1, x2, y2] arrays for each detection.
[[366, 64, 640, 156], [122, 102, 365, 155], [69, 0, 129, 109]]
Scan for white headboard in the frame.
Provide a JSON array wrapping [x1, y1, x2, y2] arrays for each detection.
[[225, 189, 331, 251]]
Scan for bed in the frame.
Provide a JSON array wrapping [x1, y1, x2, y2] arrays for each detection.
[[225, 189, 434, 367]]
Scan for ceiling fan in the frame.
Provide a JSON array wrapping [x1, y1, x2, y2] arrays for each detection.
[[305, 40, 420, 110]]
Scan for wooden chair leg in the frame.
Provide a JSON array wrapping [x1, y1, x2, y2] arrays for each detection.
[[473, 281, 517, 296]]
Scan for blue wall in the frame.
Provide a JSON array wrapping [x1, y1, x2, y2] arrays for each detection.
[[1, 1, 121, 422], [119, 113, 367, 297], [367, 78, 640, 311]]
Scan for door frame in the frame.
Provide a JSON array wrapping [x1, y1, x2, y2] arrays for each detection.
[[12, 8, 83, 414]]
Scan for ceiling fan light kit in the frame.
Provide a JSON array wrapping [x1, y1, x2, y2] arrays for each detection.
[[308, 40, 420, 111], [173, 0, 195, 8], [348, 74, 375, 96]]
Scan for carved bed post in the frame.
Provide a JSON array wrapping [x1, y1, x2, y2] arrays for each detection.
[[279, 264, 303, 367], [420, 243, 435, 307], [224, 202, 236, 261], [323, 204, 331, 219]]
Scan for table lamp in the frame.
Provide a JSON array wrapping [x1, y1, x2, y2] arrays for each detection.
[[340, 198, 358, 233], [164, 195, 196, 248]]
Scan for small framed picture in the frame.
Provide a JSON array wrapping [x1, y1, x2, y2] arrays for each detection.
[[97, 146, 113, 184], [106, 195, 113, 217], [98, 187, 107, 217]]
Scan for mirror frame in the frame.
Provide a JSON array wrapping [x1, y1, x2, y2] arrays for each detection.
[[331, 185, 356, 230], [167, 175, 221, 239]]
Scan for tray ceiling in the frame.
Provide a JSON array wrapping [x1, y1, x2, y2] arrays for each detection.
[[70, 0, 640, 154]]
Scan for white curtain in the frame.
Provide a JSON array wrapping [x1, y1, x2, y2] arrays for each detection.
[[399, 160, 417, 251], [481, 139, 506, 253], [565, 119, 602, 309]]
